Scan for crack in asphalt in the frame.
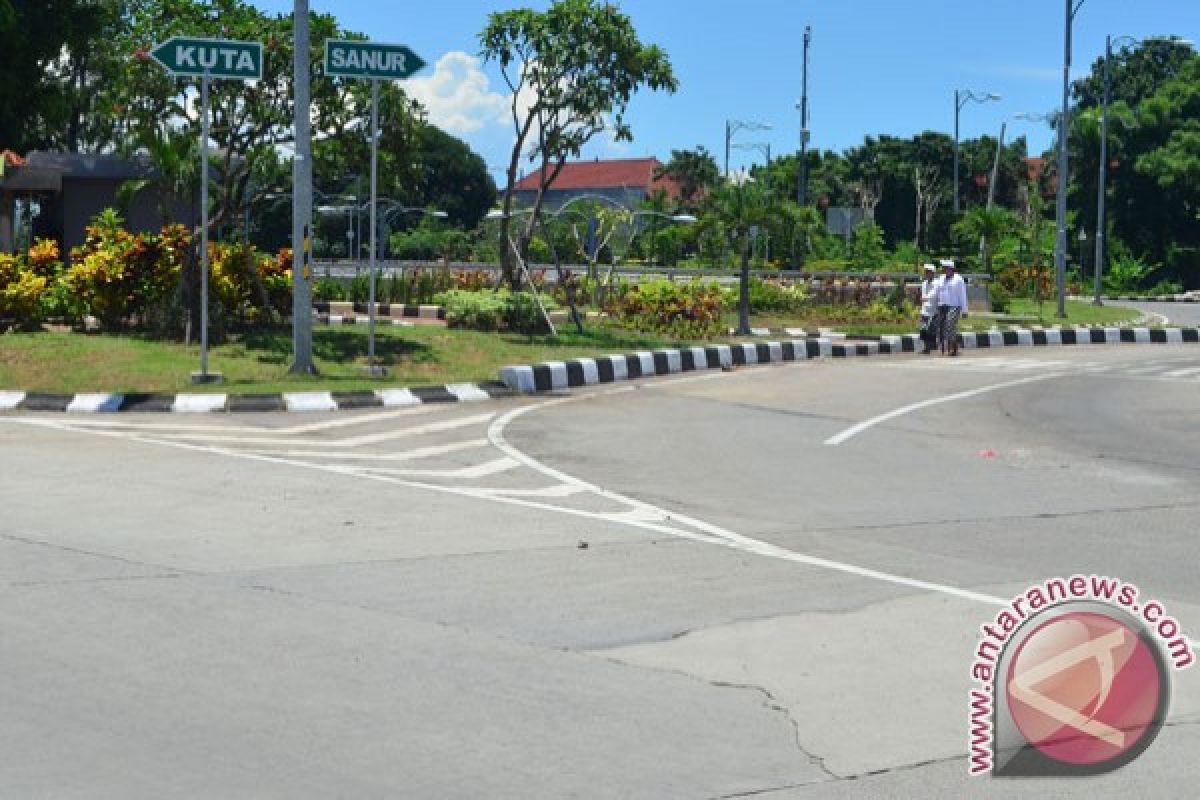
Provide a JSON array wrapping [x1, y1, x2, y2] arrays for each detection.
[[0, 530, 201, 575], [710, 680, 841, 781]]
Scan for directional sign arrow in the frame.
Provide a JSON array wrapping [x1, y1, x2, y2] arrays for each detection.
[[324, 39, 426, 80], [149, 36, 263, 80]]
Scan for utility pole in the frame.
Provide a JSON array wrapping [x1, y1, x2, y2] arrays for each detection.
[[290, 0, 315, 373], [1054, 0, 1085, 319], [797, 25, 811, 205], [1094, 34, 1112, 306]]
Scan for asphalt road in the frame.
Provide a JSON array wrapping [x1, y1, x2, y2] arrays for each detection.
[[1129, 299, 1200, 328], [2, 343, 1199, 798]]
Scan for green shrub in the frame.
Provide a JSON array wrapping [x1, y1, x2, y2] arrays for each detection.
[[438, 289, 552, 333], [440, 289, 507, 331], [744, 277, 808, 312], [64, 212, 188, 330], [1146, 279, 1184, 297], [611, 279, 723, 338], [990, 282, 1013, 313], [313, 278, 346, 302]]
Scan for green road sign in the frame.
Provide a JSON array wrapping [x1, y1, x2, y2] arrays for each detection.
[[324, 39, 426, 80], [149, 36, 263, 80]]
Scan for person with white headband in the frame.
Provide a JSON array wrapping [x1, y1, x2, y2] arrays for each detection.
[[936, 258, 968, 356]]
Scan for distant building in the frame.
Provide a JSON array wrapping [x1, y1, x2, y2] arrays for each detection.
[[0, 150, 193, 256], [511, 156, 683, 210]]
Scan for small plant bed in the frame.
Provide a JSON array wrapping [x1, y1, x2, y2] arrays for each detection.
[[0, 324, 683, 395]]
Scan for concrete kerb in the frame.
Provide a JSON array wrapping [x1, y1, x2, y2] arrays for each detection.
[[5, 326, 1200, 412], [498, 326, 1200, 394], [0, 382, 514, 414]]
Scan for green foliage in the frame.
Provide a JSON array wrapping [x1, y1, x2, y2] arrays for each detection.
[[728, 278, 809, 313], [64, 211, 189, 330], [656, 146, 720, 208], [209, 241, 292, 326], [1104, 252, 1154, 293], [482, 0, 677, 284], [610, 279, 724, 338], [952, 206, 1020, 274], [848, 222, 886, 270], [312, 278, 346, 303], [990, 283, 1013, 313], [0, 251, 50, 329], [438, 289, 551, 334]]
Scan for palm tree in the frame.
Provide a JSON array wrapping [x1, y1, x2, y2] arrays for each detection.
[[953, 206, 1019, 274], [708, 172, 776, 334]]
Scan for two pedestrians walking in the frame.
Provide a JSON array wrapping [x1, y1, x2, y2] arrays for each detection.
[[919, 259, 969, 356]]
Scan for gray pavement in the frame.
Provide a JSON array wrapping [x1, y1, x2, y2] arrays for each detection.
[[2, 343, 1199, 797]]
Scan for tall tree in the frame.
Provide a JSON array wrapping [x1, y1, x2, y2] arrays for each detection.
[[655, 146, 719, 209], [0, 0, 119, 152], [480, 0, 677, 286]]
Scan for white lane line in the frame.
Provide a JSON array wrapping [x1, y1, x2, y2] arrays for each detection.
[[351, 456, 519, 479], [473, 484, 586, 498], [1162, 366, 1200, 378], [823, 374, 1063, 447], [487, 402, 1021, 608], [147, 411, 496, 447], [46, 402, 451, 434], [237, 439, 489, 461], [6, 389, 1196, 655]]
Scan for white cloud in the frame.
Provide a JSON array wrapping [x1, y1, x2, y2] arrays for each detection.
[[405, 51, 510, 135]]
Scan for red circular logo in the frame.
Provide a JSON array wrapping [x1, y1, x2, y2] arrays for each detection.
[[1006, 611, 1165, 766]]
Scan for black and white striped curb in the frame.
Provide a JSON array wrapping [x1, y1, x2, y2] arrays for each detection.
[[1096, 295, 1200, 303], [500, 326, 1200, 392], [314, 302, 446, 319], [0, 382, 512, 413]]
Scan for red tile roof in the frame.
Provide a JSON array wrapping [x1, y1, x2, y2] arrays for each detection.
[[513, 156, 681, 199]]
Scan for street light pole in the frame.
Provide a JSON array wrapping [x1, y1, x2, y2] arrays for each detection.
[[1093, 34, 1113, 305], [953, 89, 1002, 215], [1055, 0, 1086, 318]]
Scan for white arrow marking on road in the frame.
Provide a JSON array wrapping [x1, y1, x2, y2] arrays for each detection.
[[823, 373, 1063, 446]]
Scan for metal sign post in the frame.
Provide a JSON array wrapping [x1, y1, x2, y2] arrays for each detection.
[[149, 36, 263, 382], [199, 72, 211, 379], [366, 77, 382, 374], [324, 39, 427, 376]]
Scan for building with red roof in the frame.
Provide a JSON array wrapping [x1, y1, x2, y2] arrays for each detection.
[[511, 156, 683, 210]]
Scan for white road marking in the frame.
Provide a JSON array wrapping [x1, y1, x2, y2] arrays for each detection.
[[148, 411, 496, 447], [4, 372, 1197, 656], [352, 456, 519, 479], [238, 439, 489, 461], [824, 374, 1063, 446], [47, 402, 451, 434], [1163, 366, 1200, 378]]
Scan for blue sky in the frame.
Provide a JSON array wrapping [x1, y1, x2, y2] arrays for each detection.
[[255, 0, 1198, 182]]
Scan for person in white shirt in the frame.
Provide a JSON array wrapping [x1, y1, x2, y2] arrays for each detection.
[[936, 259, 968, 356], [919, 263, 941, 355]]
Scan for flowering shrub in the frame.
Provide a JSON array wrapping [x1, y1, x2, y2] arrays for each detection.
[[610, 279, 724, 338], [65, 213, 187, 329], [0, 252, 49, 329], [210, 242, 292, 324], [721, 277, 809, 313]]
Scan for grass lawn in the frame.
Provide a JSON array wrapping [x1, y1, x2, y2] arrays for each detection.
[[963, 298, 1141, 330], [0, 324, 680, 394]]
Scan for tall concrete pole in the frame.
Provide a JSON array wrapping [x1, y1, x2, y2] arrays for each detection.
[[797, 25, 811, 206], [290, 0, 316, 373], [1093, 34, 1111, 306], [1053, 0, 1076, 319]]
